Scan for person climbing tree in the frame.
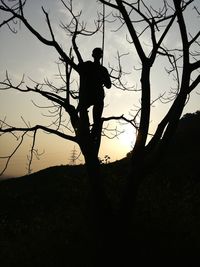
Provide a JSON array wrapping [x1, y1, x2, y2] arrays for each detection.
[[77, 47, 111, 141]]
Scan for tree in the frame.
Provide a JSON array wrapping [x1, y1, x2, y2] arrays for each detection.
[[0, 0, 133, 232], [0, 0, 116, 210], [99, 0, 200, 216], [0, 0, 200, 263]]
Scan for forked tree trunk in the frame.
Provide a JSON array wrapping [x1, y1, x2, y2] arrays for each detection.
[[78, 128, 118, 266], [77, 114, 112, 218]]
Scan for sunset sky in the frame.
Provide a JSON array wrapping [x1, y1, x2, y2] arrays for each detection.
[[0, 0, 200, 178]]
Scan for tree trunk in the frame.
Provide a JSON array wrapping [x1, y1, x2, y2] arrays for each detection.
[[79, 133, 119, 266]]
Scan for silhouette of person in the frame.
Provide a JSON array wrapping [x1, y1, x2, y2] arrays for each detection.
[[78, 47, 111, 139]]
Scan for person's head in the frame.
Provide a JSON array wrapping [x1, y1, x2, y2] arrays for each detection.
[[92, 47, 103, 60]]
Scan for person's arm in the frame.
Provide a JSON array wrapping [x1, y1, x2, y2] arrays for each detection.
[[103, 68, 112, 89]]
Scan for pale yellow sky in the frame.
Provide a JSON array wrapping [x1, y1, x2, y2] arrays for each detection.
[[0, 0, 200, 178]]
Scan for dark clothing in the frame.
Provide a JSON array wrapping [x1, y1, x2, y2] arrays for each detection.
[[77, 60, 111, 141], [78, 61, 111, 109]]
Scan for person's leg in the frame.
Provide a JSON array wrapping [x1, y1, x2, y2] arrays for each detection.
[[91, 100, 104, 138], [79, 105, 90, 135]]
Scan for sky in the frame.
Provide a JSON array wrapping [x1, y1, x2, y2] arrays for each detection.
[[0, 0, 200, 178]]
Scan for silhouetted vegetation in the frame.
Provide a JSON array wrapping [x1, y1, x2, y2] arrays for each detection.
[[0, 1, 200, 265], [0, 111, 200, 266]]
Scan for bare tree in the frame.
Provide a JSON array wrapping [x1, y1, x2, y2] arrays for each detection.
[[98, 0, 200, 216], [0, 0, 113, 216], [0, 0, 200, 263]]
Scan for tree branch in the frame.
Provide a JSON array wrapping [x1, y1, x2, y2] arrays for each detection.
[[98, 0, 119, 10], [0, 131, 27, 176], [115, 0, 146, 62], [0, 1, 79, 72], [190, 60, 200, 71], [0, 124, 76, 142], [188, 74, 200, 93], [150, 13, 176, 62]]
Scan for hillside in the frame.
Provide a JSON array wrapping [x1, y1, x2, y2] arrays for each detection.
[[0, 159, 131, 266], [133, 111, 200, 260], [0, 111, 200, 266]]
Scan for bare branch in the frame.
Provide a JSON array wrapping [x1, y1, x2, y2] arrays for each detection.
[[0, 132, 27, 176], [0, 0, 79, 71], [190, 60, 200, 71], [0, 14, 15, 28], [189, 31, 200, 47], [0, 73, 67, 106], [102, 114, 137, 128], [0, 123, 76, 142], [115, 0, 146, 62], [188, 74, 200, 93], [98, 0, 119, 10], [42, 6, 55, 42], [27, 129, 37, 174]]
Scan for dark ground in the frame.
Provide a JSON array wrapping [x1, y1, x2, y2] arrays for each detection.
[[1, 112, 200, 266]]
